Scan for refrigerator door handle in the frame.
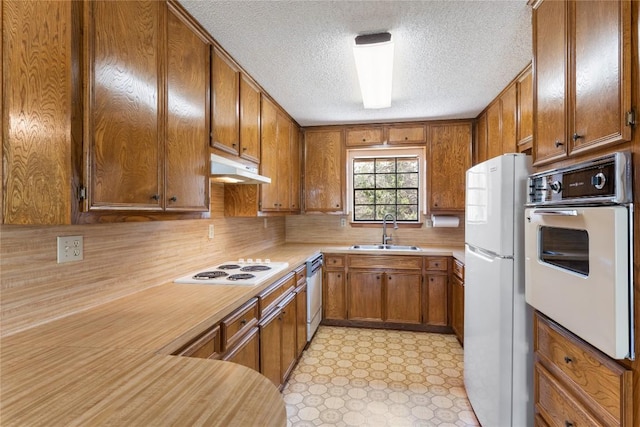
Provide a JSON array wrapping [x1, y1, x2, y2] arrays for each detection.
[[466, 245, 511, 261]]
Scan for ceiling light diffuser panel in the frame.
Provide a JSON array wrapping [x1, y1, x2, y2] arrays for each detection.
[[353, 32, 394, 109]]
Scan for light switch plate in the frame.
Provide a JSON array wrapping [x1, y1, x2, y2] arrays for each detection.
[[57, 236, 83, 263]]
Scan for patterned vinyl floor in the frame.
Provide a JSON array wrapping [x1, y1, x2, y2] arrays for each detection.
[[283, 326, 480, 427]]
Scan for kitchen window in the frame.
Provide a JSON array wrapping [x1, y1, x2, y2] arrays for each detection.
[[347, 148, 425, 224]]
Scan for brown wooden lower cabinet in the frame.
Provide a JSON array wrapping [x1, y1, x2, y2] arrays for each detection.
[[322, 254, 451, 331], [221, 327, 259, 371], [450, 275, 464, 344], [280, 293, 298, 382], [534, 313, 633, 427], [295, 283, 308, 355]]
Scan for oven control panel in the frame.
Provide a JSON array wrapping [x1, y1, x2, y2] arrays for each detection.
[[527, 151, 632, 206]]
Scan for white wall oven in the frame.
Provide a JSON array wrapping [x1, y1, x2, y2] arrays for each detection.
[[524, 152, 634, 360]]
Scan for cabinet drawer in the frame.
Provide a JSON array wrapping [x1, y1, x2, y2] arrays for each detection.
[[452, 259, 464, 279], [348, 255, 422, 270], [535, 314, 632, 425], [259, 273, 295, 317], [222, 326, 259, 371], [221, 298, 258, 351], [295, 264, 307, 286], [535, 363, 603, 427], [425, 257, 448, 271], [345, 126, 384, 146], [387, 125, 426, 144], [177, 325, 221, 359], [324, 254, 345, 269]]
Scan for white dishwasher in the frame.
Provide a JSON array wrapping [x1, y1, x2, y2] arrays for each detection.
[[306, 254, 323, 342]]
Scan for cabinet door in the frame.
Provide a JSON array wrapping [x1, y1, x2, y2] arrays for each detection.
[[517, 66, 533, 151], [424, 274, 448, 326], [385, 272, 422, 324], [570, 0, 632, 153], [280, 294, 297, 383], [165, 5, 209, 211], [533, 0, 568, 165], [486, 102, 502, 159], [345, 126, 384, 147], [260, 96, 279, 211], [304, 130, 344, 212], [87, 0, 162, 210], [276, 112, 292, 210], [451, 275, 464, 344], [386, 125, 426, 145], [295, 285, 307, 356], [239, 74, 261, 163], [3, 0, 79, 224], [259, 309, 282, 388], [222, 327, 259, 371], [289, 124, 301, 212], [475, 113, 488, 165], [324, 270, 346, 320], [501, 84, 517, 154], [211, 47, 240, 155], [429, 123, 471, 211], [348, 272, 383, 322]]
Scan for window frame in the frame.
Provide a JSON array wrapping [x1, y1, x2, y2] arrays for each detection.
[[346, 147, 427, 226]]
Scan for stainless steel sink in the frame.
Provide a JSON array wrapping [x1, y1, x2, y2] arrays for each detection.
[[349, 244, 422, 251]]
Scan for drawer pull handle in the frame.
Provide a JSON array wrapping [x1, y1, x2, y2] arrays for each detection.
[[240, 319, 247, 325], [565, 422, 574, 427], [564, 356, 573, 364]]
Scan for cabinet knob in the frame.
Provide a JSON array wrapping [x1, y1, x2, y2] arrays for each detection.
[[376, 276, 380, 280], [232, 143, 237, 147], [169, 196, 177, 202], [404, 136, 408, 140], [572, 133, 583, 142], [151, 194, 160, 201], [554, 140, 564, 148], [388, 276, 392, 280], [564, 356, 573, 364], [362, 138, 366, 142], [243, 147, 247, 151], [336, 204, 340, 208], [337, 274, 341, 278], [240, 319, 247, 325], [565, 422, 574, 427]]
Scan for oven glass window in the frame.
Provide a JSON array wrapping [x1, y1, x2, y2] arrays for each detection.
[[539, 227, 589, 276]]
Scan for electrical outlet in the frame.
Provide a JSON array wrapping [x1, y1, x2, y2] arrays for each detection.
[[208, 224, 215, 240], [425, 219, 433, 228], [57, 236, 83, 263], [340, 218, 347, 227]]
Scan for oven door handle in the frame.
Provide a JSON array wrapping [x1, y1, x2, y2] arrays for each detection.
[[532, 209, 579, 216]]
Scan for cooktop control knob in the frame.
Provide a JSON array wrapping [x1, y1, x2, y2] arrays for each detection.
[[591, 172, 606, 190], [550, 180, 562, 194]]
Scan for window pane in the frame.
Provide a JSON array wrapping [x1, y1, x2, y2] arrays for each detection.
[[375, 189, 396, 205], [354, 174, 374, 189], [397, 205, 418, 221], [353, 159, 374, 174], [375, 158, 395, 173], [397, 159, 418, 173], [397, 173, 418, 188], [355, 205, 375, 220], [375, 173, 396, 188], [398, 189, 418, 205], [375, 205, 396, 220], [354, 189, 374, 205]]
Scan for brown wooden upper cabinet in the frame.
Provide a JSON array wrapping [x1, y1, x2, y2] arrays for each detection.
[[304, 129, 344, 213], [345, 126, 385, 147], [428, 122, 472, 212], [516, 65, 533, 152], [345, 124, 427, 147], [532, 0, 632, 166], [387, 124, 427, 144], [85, 0, 209, 212]]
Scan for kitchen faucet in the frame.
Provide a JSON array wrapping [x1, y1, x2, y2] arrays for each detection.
[[382, 213, 398, 245]]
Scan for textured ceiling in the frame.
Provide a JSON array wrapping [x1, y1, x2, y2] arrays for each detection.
[[179, 0, 532, 127]]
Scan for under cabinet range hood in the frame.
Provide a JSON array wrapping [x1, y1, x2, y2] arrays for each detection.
[[210, 154, 271, 184]]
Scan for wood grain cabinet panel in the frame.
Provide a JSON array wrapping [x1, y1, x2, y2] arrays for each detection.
[[259, 308, 282, 387], [222, 327, 259, 371], [165, 4, 210, 211], [532, 0, 631, 165], [345, 126, 385, 147], [428, 123, 471, 212], [501, 84, 517, 154], [290, 124, 302, 211], [450, 275, 464, 344], [534, 313, 633, 426], [424, 274, 448, 326], [86, 0, 163, 210], [295, 283, 307, 356], [533, 0, 569, 165], [2, 0, 81, 224], [211, 47, 240, 156], [516, 65, 533, 152], [280, 293, 298, 382], [385, 272, 422, 324], [347, 272, 384, 322], [323, 268, 347, 321], [239, 75, 261, 163], [304, 129, 344, 212], [486, 101, 502, 160], [387, 125, 426, 144]]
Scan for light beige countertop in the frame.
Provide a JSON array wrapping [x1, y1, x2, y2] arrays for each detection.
[[0, 242, 464, 426]]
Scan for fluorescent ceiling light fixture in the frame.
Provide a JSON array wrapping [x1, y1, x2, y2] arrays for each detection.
[[353, 32, 394, 109]]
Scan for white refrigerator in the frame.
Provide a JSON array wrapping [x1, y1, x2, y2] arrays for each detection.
[[464, 154, 533, 427]]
